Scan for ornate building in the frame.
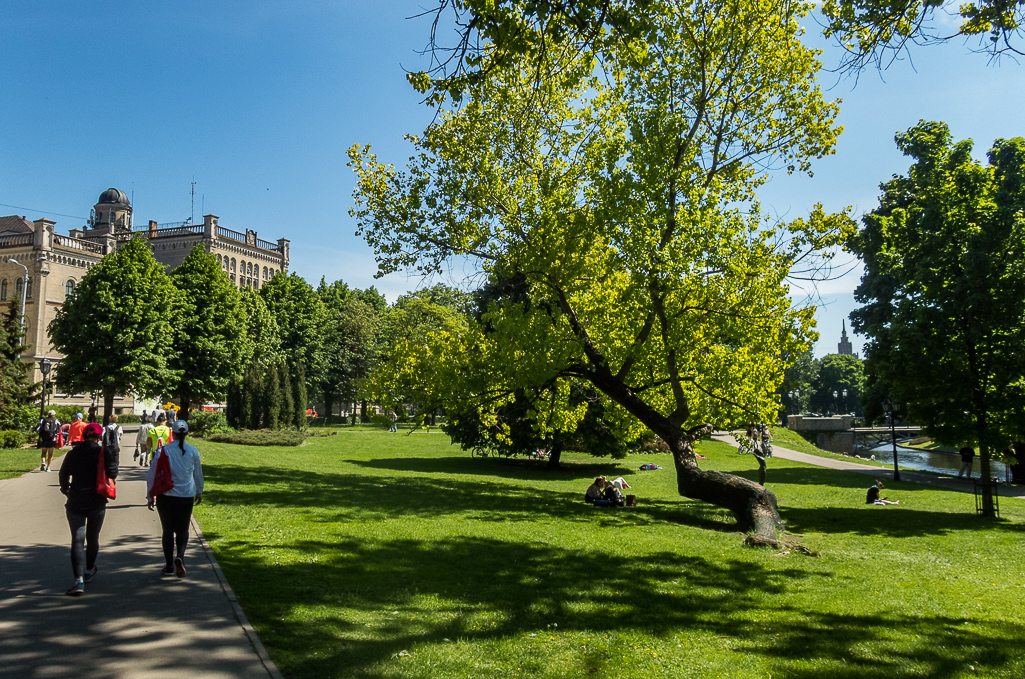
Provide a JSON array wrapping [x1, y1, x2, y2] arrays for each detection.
[[0, 188, 289, 412], [837, 320, 858, 359]]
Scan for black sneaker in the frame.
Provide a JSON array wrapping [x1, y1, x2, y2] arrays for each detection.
[[83, 566, 98, 583], [174, 557, 186, 578], [161, 565, 175, 576]]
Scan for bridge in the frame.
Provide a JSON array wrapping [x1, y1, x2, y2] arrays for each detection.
[[786, 415, 921, 455]]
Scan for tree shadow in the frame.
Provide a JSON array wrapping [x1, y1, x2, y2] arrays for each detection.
[[203, 464, 737, 534], [780, 504, 1025, 537], [351, 454, 633, 482], [202, 533, 1024, 679]]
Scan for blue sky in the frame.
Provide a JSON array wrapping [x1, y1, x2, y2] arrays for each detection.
[[2, 2, 1021, 357]]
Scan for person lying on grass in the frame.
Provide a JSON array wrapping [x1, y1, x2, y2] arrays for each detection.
[[866, 481, 899, 506]]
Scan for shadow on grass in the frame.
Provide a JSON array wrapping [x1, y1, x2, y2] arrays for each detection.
[[351, 453, 646, 483], [203, 464, 738, 533], [203, 532, 1024, 679]]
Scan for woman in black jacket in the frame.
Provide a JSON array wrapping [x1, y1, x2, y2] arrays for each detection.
[[58, 422, 118, 596]]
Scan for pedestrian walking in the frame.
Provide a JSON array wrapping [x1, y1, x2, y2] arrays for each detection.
[[957, 444, 976, 478], [136, 412, 154, 466], [146, 419, 204, 578], [148, 412, 173, 452], [103, 414, 123, 463], [389, 410, 398, 433], [35, 409, 61, 472], [58, 422, 118, 596], [68, 413, 86, 446]]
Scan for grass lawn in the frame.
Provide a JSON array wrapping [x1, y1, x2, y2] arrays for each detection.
[[0, 447, 41, 480], [194, 429, 1025, 679]]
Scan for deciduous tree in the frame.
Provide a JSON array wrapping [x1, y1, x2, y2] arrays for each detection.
[[49, 238, 181, 423], [351, 0, 853, 536], [169, 246, 252, 419], [850, 120, 1025, 515]]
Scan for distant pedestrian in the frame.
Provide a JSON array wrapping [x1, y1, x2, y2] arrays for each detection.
[[87, 404, 98, 424], [148, 412, 173, 453], [147, 419, 204, 578], [35, 409, 61, 472], [68, 413, 86, 445], [957, 444, 976, 478], [59, 422, 118, 595], [103, 414, 123, 464], [389, 411, 398, 433], [165, 405, 177, 423], [136, 412, 154, 466]]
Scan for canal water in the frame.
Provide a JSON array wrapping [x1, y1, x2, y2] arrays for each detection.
[[866, 442, 1009, 479]]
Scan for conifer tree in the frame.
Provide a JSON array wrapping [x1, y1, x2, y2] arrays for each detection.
[[0, 299, 35, 430], [278, 361, 294, 429], [291, 361, 307, 429], [243, 363, 262, 430], [263, 362, 282, 430]]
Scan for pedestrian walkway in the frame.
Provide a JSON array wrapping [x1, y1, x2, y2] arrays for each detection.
[[713, 432, 1025, 499], [0, 454, 283, 679]]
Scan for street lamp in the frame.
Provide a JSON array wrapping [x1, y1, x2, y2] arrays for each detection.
[[38, 357, 52, 420], [794, 389, 800, 415], [833, 390, 839, 415], [842, 389, 848, 415], [7, 259, 27, 356], [884, 398, 901, 482]]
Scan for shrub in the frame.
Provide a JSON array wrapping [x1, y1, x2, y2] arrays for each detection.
[[189, 410, 229, 437], [368, 413, 392, 428], [0, 404, 40, 433], [207, 429, 307, 447], [116, 414, 142, 424], [0, 430, 25, 449]]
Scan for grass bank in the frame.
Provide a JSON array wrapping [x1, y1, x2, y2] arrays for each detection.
[[194, 430, 1025, 679], [0, 447, 41, 479]]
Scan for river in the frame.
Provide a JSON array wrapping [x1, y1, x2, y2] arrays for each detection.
[[866, 442, 1009, 479]]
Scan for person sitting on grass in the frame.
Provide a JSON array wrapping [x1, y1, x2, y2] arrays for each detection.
[[866, 481, 899, 506], [585, 477, 618, 507], [603, 479, 626, 507]]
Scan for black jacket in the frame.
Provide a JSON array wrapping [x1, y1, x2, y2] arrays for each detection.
[[59, 441, 119, 514]]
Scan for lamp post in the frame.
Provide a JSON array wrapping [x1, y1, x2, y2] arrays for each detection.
[[833, 390, 838, 416], [38, 357, 52, 420], [842, 389, 848, 415], [794, 389, 800, 416], [6, 259, 27, 357], [885, 398, 901, 482]]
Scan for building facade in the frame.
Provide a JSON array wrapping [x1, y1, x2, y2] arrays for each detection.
[[0, 188, 289, 412]]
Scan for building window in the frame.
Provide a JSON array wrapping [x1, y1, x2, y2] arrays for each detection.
[[231, 258, 236, 272], [26, 277, 32, 300], [230, 273, 235, 283], [0, 278, 6, 301], [263, 266, 268, 279], [217, 254, 222, 266], [15, 278, 22, 298], [65, 279, 76, 299]]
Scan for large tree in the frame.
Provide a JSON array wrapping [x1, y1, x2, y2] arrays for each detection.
[[351, 0, 852, 536], [260, 272, 327, 393], [318, 279, 386, 418], [49, 237, 181, 423], [808, 354, 865, 416], [169, 245, 252, 419], [849, 120, 1025, 516], [0, 298, 36, 430]]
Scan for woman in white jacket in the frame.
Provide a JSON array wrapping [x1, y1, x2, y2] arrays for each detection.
[[147, 419, 204, 578]]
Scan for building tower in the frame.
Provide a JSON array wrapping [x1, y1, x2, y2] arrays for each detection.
[[87, 188, 133, 234], [838, 320, 857, 358]]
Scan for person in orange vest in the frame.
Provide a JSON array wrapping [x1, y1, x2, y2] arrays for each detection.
[[68, 413, 87, 446]]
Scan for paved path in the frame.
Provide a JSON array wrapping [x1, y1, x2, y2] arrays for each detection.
[[0, 454, 283, 679], [713, 432, 1025, 499]]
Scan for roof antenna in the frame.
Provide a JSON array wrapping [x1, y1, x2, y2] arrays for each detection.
[[190, 177, 196, 225]]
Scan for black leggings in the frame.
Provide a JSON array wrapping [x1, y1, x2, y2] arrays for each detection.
[[67, 507, 106, 579], [155, 495, 195, 565]]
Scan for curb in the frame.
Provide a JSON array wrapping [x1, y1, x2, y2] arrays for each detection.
[[190, 515, 286, 679]]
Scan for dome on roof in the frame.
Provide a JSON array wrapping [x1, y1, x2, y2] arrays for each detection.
[[97, 188, 129, 205]]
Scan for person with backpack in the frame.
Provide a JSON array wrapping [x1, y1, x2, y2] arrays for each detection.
[[136, 412, 154, 466], [59, 423, 118, 596], [147, 412, 173, 458], [36, 410, 61, 472], [103, 414, 123, 464], [146, 419, 203, 578]]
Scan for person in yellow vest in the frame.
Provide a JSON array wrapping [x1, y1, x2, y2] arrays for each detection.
[[146, 412, 173, 462]]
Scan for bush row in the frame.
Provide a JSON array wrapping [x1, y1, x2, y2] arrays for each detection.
[[207, 429, 307, 447], [0, 430, 26, 449]]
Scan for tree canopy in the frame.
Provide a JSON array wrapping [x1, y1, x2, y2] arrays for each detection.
[[351, 0, 853, 535], [169, 245, 253, 417], [49, 237, 181, 422], [849, 120, 1025, 515]]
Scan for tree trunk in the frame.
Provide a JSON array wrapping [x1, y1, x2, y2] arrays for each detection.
[[546, 443, 562, 470], [586, 366, 784, 537], [351, 402, 357, 426], [178, 393, 192, 422], [324, 390, 335, 420], [102, 391, 115, 426], [360, 399, 368, 420]]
